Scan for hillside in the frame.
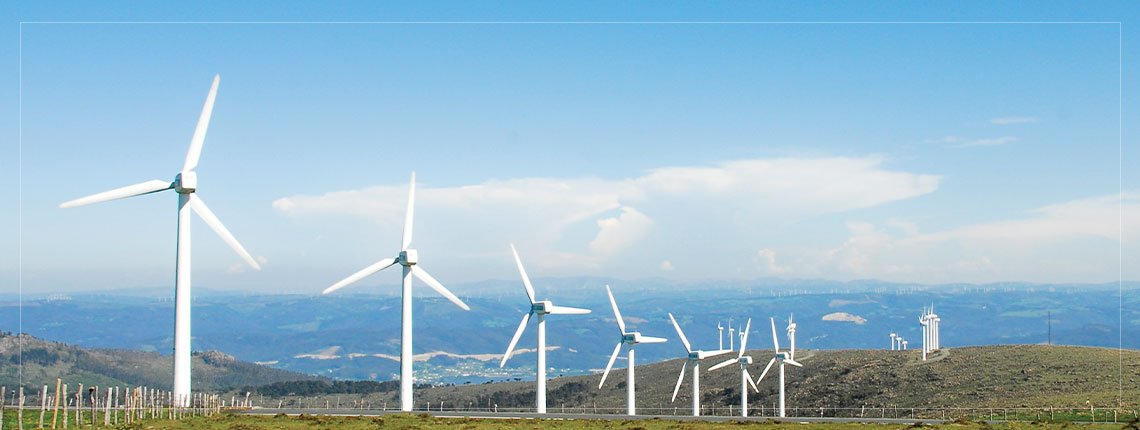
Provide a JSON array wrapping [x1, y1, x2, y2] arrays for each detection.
[[249, 345, 1140, 412], [0, 332, 318, 392]]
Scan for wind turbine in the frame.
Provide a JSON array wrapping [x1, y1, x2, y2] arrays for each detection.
[[708, 318, 760, 417], [902, 339, 908, 350], [786, 314, 797, 360], [930, 305, 941, 350], [755, 317, 803, 418], [717, 321, 725, 350], [668, 313, 732, 416], [59, 75, 259, 406], [499, 244, 590, 414], [728, 319, 736, 351], [890, 332, 898, 350], [321, 172, 470, 412], [599, 285, 667, 416], [920, 307, 930, 360]]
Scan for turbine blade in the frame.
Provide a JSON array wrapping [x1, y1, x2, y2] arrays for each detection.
[[183, 74, 220, 172], [401, 172, 415, 251], [668, 313, 692, 354], [322, 258, 397, 295], [599, 342, 623, 388], [784, 359, 804, 368], [410, 265, 469, 310], [707, 357, 736, 372], [605, 285, 626, 334], [698, 349, 734, 360], [756, 358, 776, 383], [189, 195, 259, 270], [546, 304, 591, 315], [770, 317, 780, 353], [671, 360, 688, 403], [738, 318, 752, 358], [499, 312, 531, 367], [744, 368, 760, 393], [509, 243, 536, 304], [639, 336, 668, 344], [59, 180, 172, 208]]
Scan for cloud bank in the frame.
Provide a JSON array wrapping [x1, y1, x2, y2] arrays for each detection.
[[273, 156, 939, 275]]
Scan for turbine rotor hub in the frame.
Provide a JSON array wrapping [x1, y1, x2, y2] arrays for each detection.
[[741, 356, 753, 365], [399, 249, 418, 266], [174, 171, 197, 194]]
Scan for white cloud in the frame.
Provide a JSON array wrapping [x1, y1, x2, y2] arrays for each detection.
[[589, 207, 654, 255], [272, 156, 939, 275], [955, 136, 1018, 147], [927, 136, 1019, 148], [755, 248, 792, 275], [990, 117, 1038, 125], [787, 192, 1139, 283]]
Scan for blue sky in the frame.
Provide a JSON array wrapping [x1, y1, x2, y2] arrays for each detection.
[[1, 2, 1137, 294]]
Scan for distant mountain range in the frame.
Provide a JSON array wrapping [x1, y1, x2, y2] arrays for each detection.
[[1, 278, 1137, 385]]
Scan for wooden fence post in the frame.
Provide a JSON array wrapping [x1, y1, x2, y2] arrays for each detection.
[[104, 388, 111, 426], [50, 380, 60, 430], [74, 384, 81, 426], [61, 384, 67, 429], [1, 385, 6, 430], [38, 386, 47, 429], [18, 387, 25, 430]]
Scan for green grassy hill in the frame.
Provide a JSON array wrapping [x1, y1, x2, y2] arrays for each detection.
[[0, 332, 317, 392], [278, 345, 1139, 412]]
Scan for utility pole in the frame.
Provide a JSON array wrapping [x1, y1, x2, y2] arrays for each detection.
[[1047, 310, 1051, 345]]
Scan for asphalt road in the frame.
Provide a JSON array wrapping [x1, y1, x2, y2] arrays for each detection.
[[238, 408, 950, 424]]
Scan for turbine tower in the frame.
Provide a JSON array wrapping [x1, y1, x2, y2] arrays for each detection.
[[500, 244, 590, 414], [599, 285, 667, 416], [668, 313, 732, 416], [717, 321, 724, 350], [728, 319, 736, 351], [708, 318, 760, 417], [60, 75, 260, 406], [786, 314, 797, 360], [930, 305, 941, 350], [321, 172, 470, 412], [755, 317, 803, 418]]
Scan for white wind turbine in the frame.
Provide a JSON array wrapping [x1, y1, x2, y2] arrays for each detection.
[[500, 244, 590, 414], [786, 314, 797, 360], [668, 313, 732, 416], [321, 172, 470, 412], [599, 285, 667, 416], [59, 75, 260, 406], [708, 318, 760, 417], [890, 332, 898, 350], [755, 317, 804, 418], [728, 319, 736, 351], [717, 321, 724, 350]]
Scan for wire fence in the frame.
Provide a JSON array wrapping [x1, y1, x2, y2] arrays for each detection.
[[238, 397, 1140, 423]]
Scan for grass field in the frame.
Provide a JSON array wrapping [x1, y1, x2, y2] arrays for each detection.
[[3, 410, 1139, 430]]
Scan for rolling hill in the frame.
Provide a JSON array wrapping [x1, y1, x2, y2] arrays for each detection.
[[247, 345, 1140, 413], [0, 332, 318, 392]]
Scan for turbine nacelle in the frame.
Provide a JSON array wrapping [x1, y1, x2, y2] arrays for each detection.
[[776, 351, 790, 360], [531, 300, 553, 314], [739, 356, 753, 365], [399, 249, 418, 266], [174, 171, 197, 194]]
